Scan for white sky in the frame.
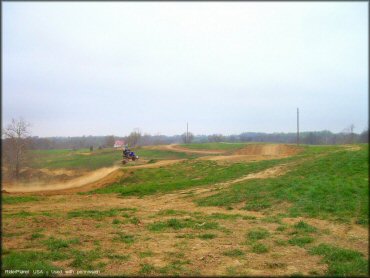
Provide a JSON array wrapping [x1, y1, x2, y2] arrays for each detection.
[[3, 2, 368, 136]]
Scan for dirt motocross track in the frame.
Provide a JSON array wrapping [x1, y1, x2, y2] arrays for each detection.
[[2, 144, 368, 276], [2, 144, 299, 195]]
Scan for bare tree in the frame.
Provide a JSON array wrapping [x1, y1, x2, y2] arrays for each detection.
[[208, 134, 224, 143], [2, 118, 31, 180], [127, 129, 142, 147]]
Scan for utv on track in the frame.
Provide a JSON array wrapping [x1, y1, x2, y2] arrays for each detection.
[[122, 149, 139, 165]]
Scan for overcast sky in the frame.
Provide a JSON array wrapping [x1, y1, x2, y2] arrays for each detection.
[[3, 2, 368, 137]]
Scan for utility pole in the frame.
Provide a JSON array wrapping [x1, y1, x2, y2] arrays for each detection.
[[186, 122, 189, 144], [297, 108, 300, 146]]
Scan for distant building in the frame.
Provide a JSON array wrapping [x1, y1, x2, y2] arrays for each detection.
[[113, 140, 125, 148]]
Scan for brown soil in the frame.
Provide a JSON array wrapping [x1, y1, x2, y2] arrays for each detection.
[[3, 182, 367, 276], [6, 168, 80, 185], [235, 144, 302, 156], [144, 144, 226, 155]]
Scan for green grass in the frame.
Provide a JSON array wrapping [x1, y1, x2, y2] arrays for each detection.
[[112, 218, 121, 225], [247, 228, 270, 241], [67, 208, 135, 220], [139, 263, 156, 275], [91, 158, 293, 197], [261, 215, 283, 224], [25, 147, 202, 174], [3, 210, 62, 219], [251, 243, 269, 254], [31, 233, 45, 240], [197, 145, 369, 225], [222, 249, 244, 257], [2, 251, 61, 273], [309, 244, 368, 276], [292, 221, 317, 233], [28, 148, 202, 170], [198, 233, 217, 240], [276, 225, 288, 232], [69, 248, 102, 270], [43, 237, 80, 250], [128, 216, 140, 225], [3, 210, 34, 218], [28, 148, 121, 170], [159, 260, 190, 275], [135, 149, 199, 160], [139, 251, 154, 258], [148, 218, 220, 232], [2, 196, 41, 205], [208, 213, 242, 220], [288, 236, 315, 247], [2, 243, 104, 274], [113, 232, 135, 244], [242, 215, 257, 220]]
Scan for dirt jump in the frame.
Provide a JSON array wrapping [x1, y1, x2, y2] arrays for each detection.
[[144, 144, 226, 154], [2, 144, 301, 195], [2, 159, 187, 195], [198, 144, 302, 163]]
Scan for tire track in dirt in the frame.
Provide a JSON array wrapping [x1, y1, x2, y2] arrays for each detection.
[[159, 163, 292, 201]]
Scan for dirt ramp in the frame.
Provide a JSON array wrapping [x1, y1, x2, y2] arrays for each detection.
[[143, 144, 225, 155], [3, 166, 120, 194], [235, 144, 301, 156]]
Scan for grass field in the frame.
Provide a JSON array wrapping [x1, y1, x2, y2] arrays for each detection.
[[197, 145, 369, 225], [89, 158, 291, 196], [28, 148, 121, 170], [27, 148, 198, 170], [2, 143, 368, 276]]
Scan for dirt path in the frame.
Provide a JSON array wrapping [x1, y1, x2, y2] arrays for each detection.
[[1, 143, 305, 195], [2, 159, 185, 195], [144, 144, 226, 155], [3, 143, 356, 195], [3, 155, 293, 196]]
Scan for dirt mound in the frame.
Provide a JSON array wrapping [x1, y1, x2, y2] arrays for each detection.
[[3, 166, 119, 194], [144, 144, 225, 155], [235, 144, 301, 156], [17, 168, 77, 183], [2, 159, 185, 195]]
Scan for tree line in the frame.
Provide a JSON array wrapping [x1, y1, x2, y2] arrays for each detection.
[[2, 118, 368, 180]]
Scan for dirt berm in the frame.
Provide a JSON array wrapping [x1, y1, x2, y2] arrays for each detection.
[[235, 144, 302, 156]]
